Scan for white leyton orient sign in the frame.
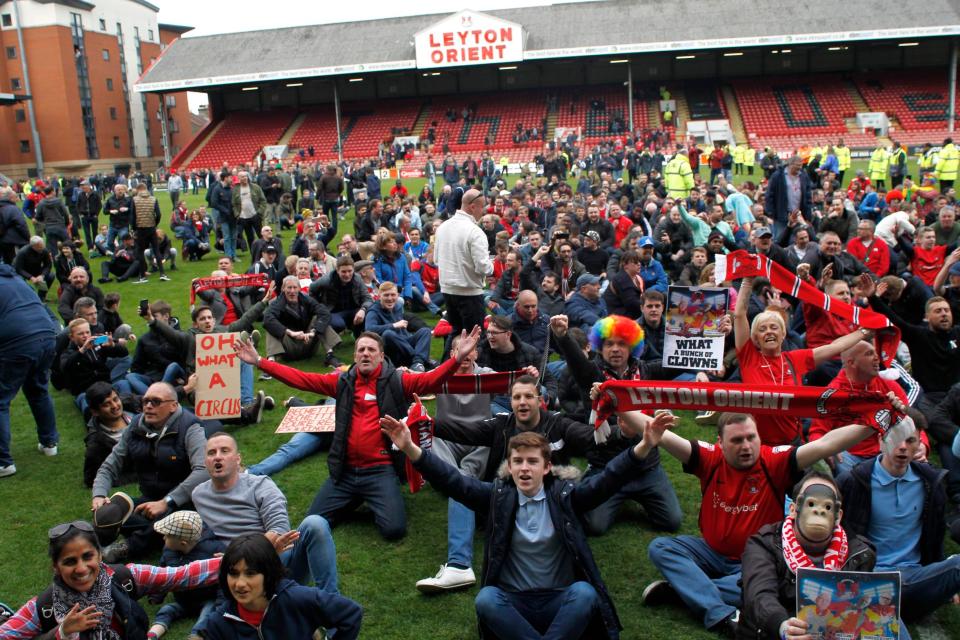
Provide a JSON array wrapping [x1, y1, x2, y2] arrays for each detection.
[[415, 10, 524, 69]]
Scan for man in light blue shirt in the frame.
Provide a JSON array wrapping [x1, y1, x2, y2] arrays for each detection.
[[838, 418, 960, 624]]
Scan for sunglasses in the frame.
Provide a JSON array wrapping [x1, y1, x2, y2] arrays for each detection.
[[142, 397, 175, 407], [48, 520, 95, 540]]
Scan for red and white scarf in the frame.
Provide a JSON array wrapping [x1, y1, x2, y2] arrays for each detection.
[[190, 273, 269, 305], [589, 380, 897, 443], [781, 515, 848, 573], [715, 250, 900, 365]]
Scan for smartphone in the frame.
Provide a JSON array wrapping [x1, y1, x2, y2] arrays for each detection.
[[139, 299, 149, 316], [91, 335, 110, 346]]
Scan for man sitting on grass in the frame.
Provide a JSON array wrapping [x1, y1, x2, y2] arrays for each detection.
[[381, 410, 679, 639]]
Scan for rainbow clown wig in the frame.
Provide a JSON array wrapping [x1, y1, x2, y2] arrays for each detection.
[[589, 315, 645, 358]]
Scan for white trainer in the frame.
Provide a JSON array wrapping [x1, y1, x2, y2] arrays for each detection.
[[0, 464, 16, 478], [38, 443, 58, 456], [416, 564, 476, 594]]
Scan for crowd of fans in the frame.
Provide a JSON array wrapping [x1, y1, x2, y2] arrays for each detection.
[[0, 132, 959, 639]]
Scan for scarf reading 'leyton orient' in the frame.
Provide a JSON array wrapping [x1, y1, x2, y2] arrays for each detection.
[[714, 250, 900, 365], [403, 371, 524, 493], [189, 273, 269, 305], [589, 380, 897, 443]]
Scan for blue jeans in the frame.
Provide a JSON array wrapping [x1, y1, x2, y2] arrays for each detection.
[[248, 431, 331, 476], [648, 535, 742, 628], [382, 327, 431, 366], [475, 582, 598, 640], [220, 219, 237, 259], [106, 225, 127, 254], [154, 598, 219, 635], [240, 361, 253, 405], [308, 465, 406, 540], [279, 515, 339, 593], [833, 451, 869, 478], [582, 463, 683, 535], [0, 336, 59, 466], [546, 360, 566, 379], [329, 308, 363, 337], [895, 556, 960, 622], [432, 438, 489, 568], [125, 363, 185, 395]]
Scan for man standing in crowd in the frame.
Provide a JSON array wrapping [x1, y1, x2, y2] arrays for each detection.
[[232, 171, 266, 253], [435, 189, 492, 351], [0, 261, 59, 478], [131, 183, 168, 283], [765, 155, 812, 238]]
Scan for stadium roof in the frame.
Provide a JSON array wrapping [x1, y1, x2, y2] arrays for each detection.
[[136, 0, 960, 93]]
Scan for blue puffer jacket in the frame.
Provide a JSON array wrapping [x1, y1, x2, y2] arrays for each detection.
[[374, 254, 413, 299], [638, 257, 669, 293], [564, 291, 608, 332], [204, 579, 362, 640]]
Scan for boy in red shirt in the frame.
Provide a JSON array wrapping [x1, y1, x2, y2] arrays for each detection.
[[900, 226, 954, 287], [639, 412, 878, 634]]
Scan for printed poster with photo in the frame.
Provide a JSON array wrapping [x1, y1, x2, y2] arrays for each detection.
[[796, 568, 901, 640], [662, 286, 729, 370]]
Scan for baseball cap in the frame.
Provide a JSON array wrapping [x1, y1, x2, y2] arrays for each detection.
[[154, 510, 203, 542], [949, 262, 960, 277], [637, 236, 655, 248], [576, 273, 601, 288], [754, 226, 773, 238], [262, 245, 278, 254], [585, 230, 601, 243]]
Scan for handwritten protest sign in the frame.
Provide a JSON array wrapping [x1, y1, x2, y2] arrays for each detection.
[[797, 568, 901, 639], [194, 332, 241, 419], [275, 405, 337, 433], [663, 286, 729, 370]]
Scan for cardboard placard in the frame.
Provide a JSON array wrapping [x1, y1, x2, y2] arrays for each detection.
[[663, 286, 729, 370], [275, 405, 337, 433], [194, 332, 241, 419], [796, 568, 901, 639]]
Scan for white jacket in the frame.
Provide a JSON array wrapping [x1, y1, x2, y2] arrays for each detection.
[[434, 210, 493, 296]]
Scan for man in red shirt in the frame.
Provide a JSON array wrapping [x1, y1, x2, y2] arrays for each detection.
[[639, 412, 876, 634], [809, 339, 927, 476], [846, 219, 890, 277], [234, 326, 481, 540]]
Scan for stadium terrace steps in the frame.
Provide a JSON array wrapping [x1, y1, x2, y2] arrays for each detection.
[[846, 80, 871, 114], [855, 73, 960, 132], [171, 118, 224, 171], [721, 85, 747, 144], [186, 110, 297, 170], [277, 113, 309, 147]]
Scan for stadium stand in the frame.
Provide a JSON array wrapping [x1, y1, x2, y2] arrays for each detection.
[[417, 92, 548, 152], [184, 109, 297, 170], [734, 76, 857, 137], [856, 72, 960, 132]]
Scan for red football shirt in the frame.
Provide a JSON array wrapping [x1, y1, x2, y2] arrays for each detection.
[[736, 344, 815, 445], [685, 440, 800, 559]]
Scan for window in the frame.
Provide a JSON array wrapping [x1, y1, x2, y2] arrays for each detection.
[[99, 18, 106, 31], [10, 77, 21, 90], [14, 109, 24, 123], [1, 14, 11, 27], [5, 46, 15, 59], [113, 136, 121, 149], [102, 49, 109, 61], [19, 140, 29, 153], [106, 78, 113, 91], [147, 29, 153, 41], [165, 95, 176, 107], [169, 119, 179, 133], [109, 106, 117, 120]]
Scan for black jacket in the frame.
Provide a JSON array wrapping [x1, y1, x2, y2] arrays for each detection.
[[13, 245, 52, 279], [603, 269, 644, 319], [433, 409, 595, 482], [309, 271, 373, 313], [58, 283, 105, 322], [131, 326, 187, 378], [838, 457, 948, 567], [263, 293, 331, 339], [76, 190, 102, 218], [928, 382, 960, 446], [104, 194, 134, 228], [738, 522, 876, 639], [413, 446, 644, 639], [83, 412, 133, 487], [476, 333, 557, 401], [54, 252, 92, 285], [0, 199, 30, 248], [59, 341, 129, 396], [34, 196, 69, 231]]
